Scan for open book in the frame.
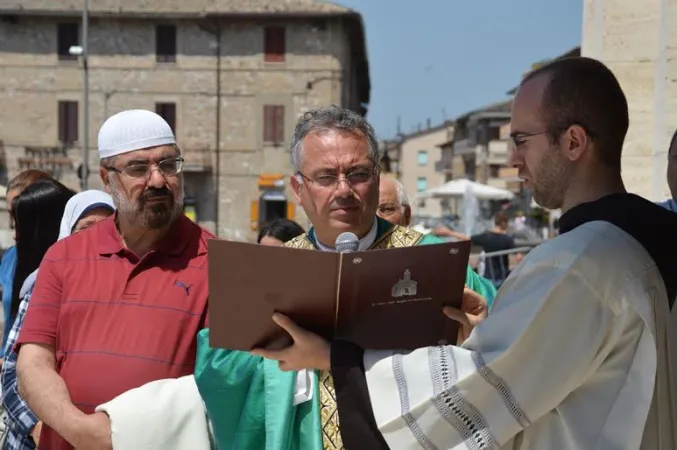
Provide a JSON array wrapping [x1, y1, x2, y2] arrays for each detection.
[[207, 239, 471, 351]]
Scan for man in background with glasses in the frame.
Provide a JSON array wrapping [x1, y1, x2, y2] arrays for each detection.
[[376, 176, 411, 227], [15, 110, 213, 450]]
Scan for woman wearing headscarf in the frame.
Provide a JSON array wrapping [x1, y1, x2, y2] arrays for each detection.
[[0, 189, 115, 450]]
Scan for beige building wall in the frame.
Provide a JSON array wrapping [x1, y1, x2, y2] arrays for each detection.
[[0, 5, 367, 241], [398, 124, 453, 218], [582, 0, 677, 201]]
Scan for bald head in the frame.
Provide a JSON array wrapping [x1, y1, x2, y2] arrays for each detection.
[[377, 177, 411, 226]]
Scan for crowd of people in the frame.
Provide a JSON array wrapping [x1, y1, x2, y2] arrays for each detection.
[[0, 56, 672, 450]]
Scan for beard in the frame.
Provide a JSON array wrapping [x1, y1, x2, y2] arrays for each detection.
[[529, 145, 574, 210], [110, 177, 184, 229]]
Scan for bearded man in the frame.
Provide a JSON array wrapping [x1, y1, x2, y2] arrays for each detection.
[[70, 107, 492, 450], [253, 58, 677, 450], [15, 110, 213, 450]]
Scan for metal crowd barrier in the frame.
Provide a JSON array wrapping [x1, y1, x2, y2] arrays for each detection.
[[473, 246, 535, 288]]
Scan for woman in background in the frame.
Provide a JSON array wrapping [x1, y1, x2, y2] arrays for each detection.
[[1, 189, 115, 449], [0, 170, 51, 356], [8, 180, 74, 330], [257, 218, 304, 246]]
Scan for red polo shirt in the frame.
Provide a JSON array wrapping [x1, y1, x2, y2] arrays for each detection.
[[16, 214, 213, 450]]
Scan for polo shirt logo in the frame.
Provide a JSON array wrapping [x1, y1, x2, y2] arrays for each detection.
[[175, 280, 192, 295]]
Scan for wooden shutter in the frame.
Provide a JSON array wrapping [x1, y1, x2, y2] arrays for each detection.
[[156, 103, 177, 133], [263, 105, 274, 142], [58, 101, 67, 143], [273, 106, 284, 143], [58, 101, 78, 143], [67, 102, 78, 142], [264, 27, 285, 62], [263, 105, 284, 144]]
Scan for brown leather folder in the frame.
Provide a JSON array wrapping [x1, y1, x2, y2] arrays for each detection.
[[207, 239, 471, 351]]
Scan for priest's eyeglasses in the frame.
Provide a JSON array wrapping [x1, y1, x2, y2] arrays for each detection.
[[106, 157, 185, 179], [296, 167, 376, 189]]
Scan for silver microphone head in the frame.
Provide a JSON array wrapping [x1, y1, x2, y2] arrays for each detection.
[[335, 232, 359, 253]]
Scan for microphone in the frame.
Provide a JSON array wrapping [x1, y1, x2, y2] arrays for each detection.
[[335, 232, 359, 253]]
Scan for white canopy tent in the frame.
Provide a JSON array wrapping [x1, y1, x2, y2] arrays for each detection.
[[419, 178, 515, 201], [414, 179, 514, 236]]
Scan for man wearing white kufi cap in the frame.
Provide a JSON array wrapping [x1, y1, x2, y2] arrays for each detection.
[[98, 109, 184, 233], [15, 110, 214, 450]]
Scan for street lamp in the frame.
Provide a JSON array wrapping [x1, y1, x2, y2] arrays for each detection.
[[68, 0, 89, 190]]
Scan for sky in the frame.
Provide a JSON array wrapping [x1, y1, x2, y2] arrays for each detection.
[[334, 0, 583, 139]]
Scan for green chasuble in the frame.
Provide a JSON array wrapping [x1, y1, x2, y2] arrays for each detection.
[[194, 217, 496, 449], [195, 329, 323, 450]]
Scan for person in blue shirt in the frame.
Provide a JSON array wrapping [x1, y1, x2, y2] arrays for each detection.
[[0, 170, 51, 358], [657, 128, 677, 212]]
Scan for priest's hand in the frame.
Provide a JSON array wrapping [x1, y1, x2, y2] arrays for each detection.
[[443, 287, 488, 344], [251, 313, 331, 371]]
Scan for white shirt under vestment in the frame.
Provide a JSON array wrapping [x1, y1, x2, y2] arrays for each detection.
[[364, 221, 677, 449]]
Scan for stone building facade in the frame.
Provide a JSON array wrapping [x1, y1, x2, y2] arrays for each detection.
[[0, 0, 370, 240], [582, 0, 676, 201], [395, 122, 453, 219]]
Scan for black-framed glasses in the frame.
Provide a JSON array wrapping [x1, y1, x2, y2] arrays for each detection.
[[510, 124, 596, 148], [509, 131, 547, 148], [297, 166, 377, 189], [106, 156, 184, 179]]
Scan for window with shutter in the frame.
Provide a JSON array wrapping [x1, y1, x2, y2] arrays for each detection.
[[264, 27, 286, 63], [155, 103, 177, 133], [58, 101, 79, 144], [263, 105, 285, 144], [57, 23, 79, 61], [156, 25, 177, 63]]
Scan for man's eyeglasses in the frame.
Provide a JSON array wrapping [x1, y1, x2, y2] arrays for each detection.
[[509, 131, 547, 148], [297, 167, 376, 189], [377, 204, 401, 216], [510, 124, 595, 148], [106, 156, 184, 179]]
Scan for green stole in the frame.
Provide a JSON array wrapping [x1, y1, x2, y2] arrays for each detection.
[[193, 217, 496, 450], [194, 329, 322, 450]]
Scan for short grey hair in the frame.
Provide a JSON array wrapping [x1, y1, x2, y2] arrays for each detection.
[[393, 178, 410, 207], [290, 105, 380, 172]]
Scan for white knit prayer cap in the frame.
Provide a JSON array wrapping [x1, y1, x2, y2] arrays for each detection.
[[98, 109, 176, 159]]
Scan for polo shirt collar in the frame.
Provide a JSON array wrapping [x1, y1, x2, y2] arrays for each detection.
[[97, 212, 195, 257]]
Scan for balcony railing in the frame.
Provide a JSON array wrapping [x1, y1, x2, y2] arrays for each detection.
[[18, 146, 72, 180], [453, 138, 475, 156], [487, 140, 509, 165], [435, 159, 452, 173]]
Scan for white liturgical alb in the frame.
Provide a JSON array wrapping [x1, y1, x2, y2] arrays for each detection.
[[364, 221, 677, 450]]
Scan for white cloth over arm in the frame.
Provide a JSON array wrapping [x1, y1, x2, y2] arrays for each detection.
[[364, 222, 671, 450], [96, 375, 212, 450]]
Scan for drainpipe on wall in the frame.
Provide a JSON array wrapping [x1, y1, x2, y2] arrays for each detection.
[[215, 24, 222, 236]]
